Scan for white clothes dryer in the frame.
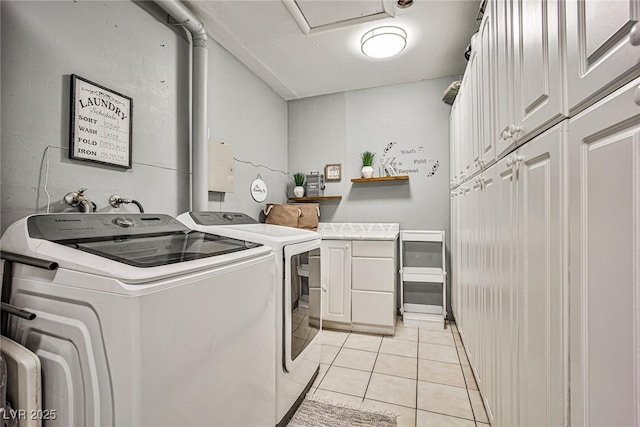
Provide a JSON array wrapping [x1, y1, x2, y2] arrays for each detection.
[[0, 213, 276, 427], [176, 212, 322, 427]]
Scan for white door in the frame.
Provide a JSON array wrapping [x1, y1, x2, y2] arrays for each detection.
[[321, 240, 351, 324], [569, 78, 640, 427], [451, 101, 459, 189], [512, 0, 565, 144], [516, 122, 566, 427], [494, 0, 517, 158], [566, 0, 640, 114], [495, 154, 519, 427], [480, 168, 497, 423], [479, 5, 496, 168], [469, 46, 482, 177], [458, 185, 472, 339]]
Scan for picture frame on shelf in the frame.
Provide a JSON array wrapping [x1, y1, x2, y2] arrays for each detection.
[[325, 163, 342, 181]]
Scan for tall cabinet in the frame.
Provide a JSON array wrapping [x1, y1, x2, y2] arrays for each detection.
[[450, 1, 639, 426], [568, 78, 640, 427]]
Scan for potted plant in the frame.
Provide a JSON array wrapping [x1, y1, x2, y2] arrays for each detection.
[[360, 151, 376, 178], [293, 172, 305, 197]]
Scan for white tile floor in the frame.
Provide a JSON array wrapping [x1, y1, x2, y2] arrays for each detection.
[[306, 320, 490, 427]]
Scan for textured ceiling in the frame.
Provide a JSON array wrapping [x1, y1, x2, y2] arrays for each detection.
[[183, 0, 480, 100]]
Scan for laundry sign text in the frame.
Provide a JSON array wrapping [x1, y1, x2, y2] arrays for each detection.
[[70, 75, 132, 169]]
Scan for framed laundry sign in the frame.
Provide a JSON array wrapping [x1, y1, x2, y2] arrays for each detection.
[[70, 74, 132, 168]]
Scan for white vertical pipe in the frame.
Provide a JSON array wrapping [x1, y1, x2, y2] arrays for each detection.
[[192, 42, 208, 211], [154, 1, 208, 210]]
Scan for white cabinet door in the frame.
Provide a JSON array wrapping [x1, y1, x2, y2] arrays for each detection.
[[516, 122, 566, 427], [480, 168, 497, 422], [494, 0, 517, 158], [569, 78, 640, 427], [566, 0, 640, 114], [512, 0, 565, 144], [495, 154, 519, 427], [469, 46, 482, 177], [321, 240, 351, 324], [451, 101, 459, 188], [457, 185, 471, 338], [479, 6, 496, 168], [458, 69, 471, 180]]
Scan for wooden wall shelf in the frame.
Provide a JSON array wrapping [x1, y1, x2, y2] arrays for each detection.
[[351, 175, 409, 183], [288, 196, 342, 202]]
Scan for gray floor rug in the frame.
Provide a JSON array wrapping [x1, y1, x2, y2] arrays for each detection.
[[288, 397, 398, 427]]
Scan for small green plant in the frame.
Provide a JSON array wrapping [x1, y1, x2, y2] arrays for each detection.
[[293, 172, 305, 186], [361, 151, 376, 167]]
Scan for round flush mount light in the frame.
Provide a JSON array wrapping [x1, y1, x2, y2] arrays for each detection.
[[361, 26, 407, 59], [397, 0, 414, 9]]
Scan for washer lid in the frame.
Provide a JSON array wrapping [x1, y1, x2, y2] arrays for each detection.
[[24, 213, 262, 268]]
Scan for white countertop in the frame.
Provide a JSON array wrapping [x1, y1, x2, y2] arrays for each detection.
[[317, 222, 400, 240]]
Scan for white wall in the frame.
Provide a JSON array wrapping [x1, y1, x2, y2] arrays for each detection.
[[288, 77, 455, 313], [0, 1, 288, 234], [208, 42, 288, 219]]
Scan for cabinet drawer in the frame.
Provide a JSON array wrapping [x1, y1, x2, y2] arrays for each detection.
[[351, 291, 394, 327], [352, 240, 395, 257], [352, 257, 395, 292]]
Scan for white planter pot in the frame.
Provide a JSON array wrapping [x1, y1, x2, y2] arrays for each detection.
[[293, 186, 305, 198], [361, 166, 374, 179]]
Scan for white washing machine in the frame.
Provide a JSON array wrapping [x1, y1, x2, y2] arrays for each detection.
[[0, 213, 277, 426], [177, 212, 321, 427]]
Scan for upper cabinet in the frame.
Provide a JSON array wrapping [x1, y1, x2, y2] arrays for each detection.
[[566, 0, 640, 114], [512, 0, 566, 145], [494, 0, 516, 159], [478, 3, 496, 169]]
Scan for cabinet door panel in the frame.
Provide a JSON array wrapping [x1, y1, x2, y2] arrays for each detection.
[[321, 241, 351, 323], [513, 0, 565, 143], [352, 291, 394, 326], [481, 170, 497, 422], [479, 8, 496, 167], [569, 78, 640, 427], [517, 123, 565, 427], [352, 257, 395, 292], [495, 156, 519, 427], [567, 0, 640, 114], [495, 0, 516, 158]]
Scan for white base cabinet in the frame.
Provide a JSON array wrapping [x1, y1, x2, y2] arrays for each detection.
[[321, 239, 397, 334]]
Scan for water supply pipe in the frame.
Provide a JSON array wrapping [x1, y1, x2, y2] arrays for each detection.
[[154, 0, 208, 211]]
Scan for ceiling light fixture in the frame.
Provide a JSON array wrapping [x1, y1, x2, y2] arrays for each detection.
[[361, 26, 407, 59]]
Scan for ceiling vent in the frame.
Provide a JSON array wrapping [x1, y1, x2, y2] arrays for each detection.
[[283, 0, 397, 35]]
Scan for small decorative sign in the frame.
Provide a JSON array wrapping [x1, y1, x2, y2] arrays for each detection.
[[325, 163, 342, 181], [250, 176, 268, 202], [70, 75, 132, 168]]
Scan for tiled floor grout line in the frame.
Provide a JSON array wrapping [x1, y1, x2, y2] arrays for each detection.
[[359, 334, 384, 405], [451, 321, 482, 426]]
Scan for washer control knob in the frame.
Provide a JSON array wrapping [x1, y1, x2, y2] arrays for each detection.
[[114, 216, 134, 228], [222, 213, 234, 221]]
